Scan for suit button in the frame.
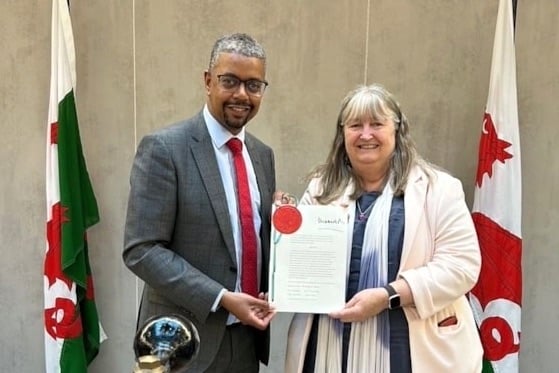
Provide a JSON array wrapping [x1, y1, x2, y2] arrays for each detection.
[[229, 266, 237, 273]]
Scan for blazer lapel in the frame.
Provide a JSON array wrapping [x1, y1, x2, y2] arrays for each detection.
[[245, 136, 272, 277], [401, 167, 429, 267], [190, 117, 237, 264], [245, 137, 270, 209]]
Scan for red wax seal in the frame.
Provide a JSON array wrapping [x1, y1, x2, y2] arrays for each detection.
[[272, 205, 303, 234]]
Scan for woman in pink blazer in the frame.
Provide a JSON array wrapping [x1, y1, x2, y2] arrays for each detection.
[[284, 84, 483, 373]]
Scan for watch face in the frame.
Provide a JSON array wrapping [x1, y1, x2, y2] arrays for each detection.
[[389, 294, 401, 309]]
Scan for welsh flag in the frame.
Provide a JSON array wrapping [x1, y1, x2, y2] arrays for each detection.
[[469, 0, 522, 372], [44, 0, 105, 371]]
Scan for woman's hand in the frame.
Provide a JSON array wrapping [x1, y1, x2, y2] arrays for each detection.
[[329, 287, 388, 323]]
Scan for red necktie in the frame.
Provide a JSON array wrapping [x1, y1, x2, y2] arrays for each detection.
[[227, 138, 258, 297]]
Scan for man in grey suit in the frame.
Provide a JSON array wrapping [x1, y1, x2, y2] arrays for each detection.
[[124, 33, 276, 372]]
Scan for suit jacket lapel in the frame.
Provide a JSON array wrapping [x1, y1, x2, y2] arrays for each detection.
[[190, 115, 237, 263], [245, 135, 273, 284], [245, 136, 269, 212]]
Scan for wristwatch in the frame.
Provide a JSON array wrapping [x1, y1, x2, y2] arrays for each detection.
[[383, 284, 401, 310]]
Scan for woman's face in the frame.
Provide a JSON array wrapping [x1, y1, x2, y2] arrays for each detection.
[[343, 115, 396, 171]]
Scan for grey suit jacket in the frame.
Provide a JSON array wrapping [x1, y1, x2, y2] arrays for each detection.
[[123, 111, 275, 371]]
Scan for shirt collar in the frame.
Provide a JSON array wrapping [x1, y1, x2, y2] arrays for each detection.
[[203, 104, 246, 149]]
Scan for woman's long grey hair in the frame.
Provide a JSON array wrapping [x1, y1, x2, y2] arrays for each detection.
[[309, 84, 430, 204]]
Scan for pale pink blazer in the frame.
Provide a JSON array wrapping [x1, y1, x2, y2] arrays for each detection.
[[284, 166, 483, 373]]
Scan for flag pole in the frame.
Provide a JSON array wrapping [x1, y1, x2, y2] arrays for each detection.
[[512, 0, 517, 32]]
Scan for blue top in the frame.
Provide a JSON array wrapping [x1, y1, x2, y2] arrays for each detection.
[[303, 192, 411, 373]]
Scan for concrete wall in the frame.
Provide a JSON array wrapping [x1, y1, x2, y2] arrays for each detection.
[[1, 1, 557, 372]]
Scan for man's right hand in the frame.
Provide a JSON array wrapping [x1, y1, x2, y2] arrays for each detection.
[[273, 191, 297, 206], [220, 291, 276, 330]]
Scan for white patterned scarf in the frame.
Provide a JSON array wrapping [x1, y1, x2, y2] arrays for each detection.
[[314, 181, 394, 373]]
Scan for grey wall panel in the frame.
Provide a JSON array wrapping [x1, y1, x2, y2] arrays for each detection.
[[1, 1, 558, 372]]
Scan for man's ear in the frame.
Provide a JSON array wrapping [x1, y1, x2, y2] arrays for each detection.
[[204, 70, 211, 94]]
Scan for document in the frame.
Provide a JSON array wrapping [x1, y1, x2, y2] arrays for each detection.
[[268, 204, 348, 313]]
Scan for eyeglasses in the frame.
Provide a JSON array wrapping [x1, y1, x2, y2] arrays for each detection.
[[217, 74, 268, 97]]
